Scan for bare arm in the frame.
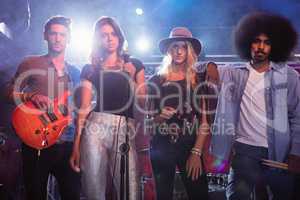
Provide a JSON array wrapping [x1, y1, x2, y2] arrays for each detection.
[[186, 99, 210, 181], [135, 68, 146, 108], [75, 80, 93, 138], [206, 62, 219, 85], [193, 109, 210, 152], [70, 79, 93, 172]]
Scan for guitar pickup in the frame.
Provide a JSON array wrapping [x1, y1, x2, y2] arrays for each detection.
[[47, 105, 58, 122], [58, 105, 68, 116], [46, 112, 58, 122], [38, 115, 49, 126]]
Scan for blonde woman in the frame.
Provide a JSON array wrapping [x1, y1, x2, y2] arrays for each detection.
[[147, 27, 218, 200]]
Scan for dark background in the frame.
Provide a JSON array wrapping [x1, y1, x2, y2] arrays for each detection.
[[2, 0, 300, 66]]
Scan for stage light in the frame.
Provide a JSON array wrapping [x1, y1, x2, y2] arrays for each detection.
[[136, 8, 144, 16], [0, 23, 4, 33], [69, 25, 92, 60], [0, 22, 10, 38], [135, 37, 151, 53]]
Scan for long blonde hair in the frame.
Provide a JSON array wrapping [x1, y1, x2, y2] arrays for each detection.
[[158, 41, 198, 89]]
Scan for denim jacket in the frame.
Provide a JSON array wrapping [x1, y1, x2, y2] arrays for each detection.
[[210, 62, 300, 162]]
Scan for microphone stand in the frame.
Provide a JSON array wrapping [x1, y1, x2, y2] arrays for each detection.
[[119, 54, 131, 200], [119, 132, 130, 200]]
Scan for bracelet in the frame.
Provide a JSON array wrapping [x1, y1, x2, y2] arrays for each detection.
[[191, 147, 203, 157], [191, 147, 202, 153], [190, 150, 202, 157]]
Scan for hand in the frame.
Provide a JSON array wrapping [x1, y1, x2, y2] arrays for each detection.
[[154, 106, 177, 123], [186, 153, 203, 181], [123, 62, 136, 79], [69, 142, 81, 173], [288, 154, 300, 174], [206, 62, 219, 85], [30, 94, 52, 110]]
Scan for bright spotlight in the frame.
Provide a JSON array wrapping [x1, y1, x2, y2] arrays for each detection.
[[0, 23, 5, 33], [135, 37, 151, 53], [0, 22, 10, 38], [70, 25, 92, 60], [136, 8, 144, 16]]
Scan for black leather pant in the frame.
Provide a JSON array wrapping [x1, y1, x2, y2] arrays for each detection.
[[150, 134, 209, 200]]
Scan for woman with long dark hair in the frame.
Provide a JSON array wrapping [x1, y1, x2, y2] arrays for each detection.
[[70, 16, 145, 200]]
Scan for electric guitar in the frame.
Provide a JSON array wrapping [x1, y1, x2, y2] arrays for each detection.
[[12, 91, 72, 150]]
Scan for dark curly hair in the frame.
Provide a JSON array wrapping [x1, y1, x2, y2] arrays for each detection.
[[234, 12, 298, 62]]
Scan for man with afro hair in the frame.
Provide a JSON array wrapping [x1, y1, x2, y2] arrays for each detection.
[[210, 12, 300, 200]]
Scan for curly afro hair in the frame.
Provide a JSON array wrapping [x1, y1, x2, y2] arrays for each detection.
[[234, 12, 298, 62]]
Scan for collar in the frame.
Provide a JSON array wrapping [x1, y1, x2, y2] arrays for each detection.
[[43, 54, 70, 75], [240, 62, 286, 74], [269, 62, 286, 74]]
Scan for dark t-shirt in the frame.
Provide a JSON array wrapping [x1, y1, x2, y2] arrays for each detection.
[[80, 58, 144, 118], [148, 75, 205, 115], [148, 75, 203, 145]]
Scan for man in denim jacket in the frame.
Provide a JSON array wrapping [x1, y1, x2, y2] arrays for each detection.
[[211, 12, 300, 200]]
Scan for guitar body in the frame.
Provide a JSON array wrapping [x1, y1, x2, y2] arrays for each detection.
[[12, 92, 71, 150]]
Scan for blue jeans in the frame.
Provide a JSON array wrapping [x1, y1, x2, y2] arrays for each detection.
[[226, 142, 294, 200]]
